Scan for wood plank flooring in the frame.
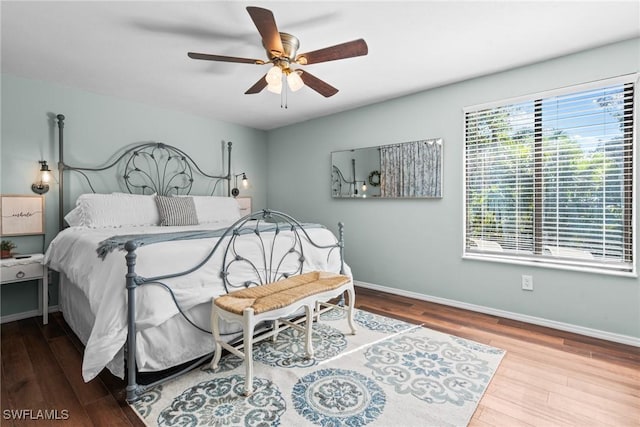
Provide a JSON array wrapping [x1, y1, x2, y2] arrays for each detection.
[[2, 286, 638, 426]]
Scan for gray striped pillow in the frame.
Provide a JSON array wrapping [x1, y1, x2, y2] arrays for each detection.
[[155, 196, 199, 226]]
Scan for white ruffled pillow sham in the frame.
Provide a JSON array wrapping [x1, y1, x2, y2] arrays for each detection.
[[173, 195, 241, 224], [64, 193, 160, 228], [64, 193, 241, 228]]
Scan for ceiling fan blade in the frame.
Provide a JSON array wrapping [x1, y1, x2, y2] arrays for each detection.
[[295, 39, 368, 65], [299, 70, 339, 97], [246, 6, 285, 57], [245, 75, 268, 94], [188, 52, 264, 65]]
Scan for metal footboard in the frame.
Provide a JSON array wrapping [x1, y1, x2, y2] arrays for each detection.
[[123, 209, 346, 402]]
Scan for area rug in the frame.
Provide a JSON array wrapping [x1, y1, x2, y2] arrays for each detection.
[[131, 309, 505, 426]]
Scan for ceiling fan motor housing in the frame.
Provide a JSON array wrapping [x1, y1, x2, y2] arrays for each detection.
[[265, 32, 299, 63]]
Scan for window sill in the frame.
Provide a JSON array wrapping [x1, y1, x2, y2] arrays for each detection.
[[462, 253, 637, 278]]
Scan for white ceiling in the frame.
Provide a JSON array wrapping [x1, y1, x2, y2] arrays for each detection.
[[2, 1, 639, 130]]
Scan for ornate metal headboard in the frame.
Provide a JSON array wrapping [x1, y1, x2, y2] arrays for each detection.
[[55, 114, 232, 230]]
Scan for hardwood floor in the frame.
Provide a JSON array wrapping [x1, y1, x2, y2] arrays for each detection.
[[2, 286, 639, 426]]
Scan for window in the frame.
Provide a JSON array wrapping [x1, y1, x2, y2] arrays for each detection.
[[464, 76, 635, 274]]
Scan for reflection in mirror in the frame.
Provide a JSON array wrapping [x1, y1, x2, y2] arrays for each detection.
[[331, 138, 443, 198]]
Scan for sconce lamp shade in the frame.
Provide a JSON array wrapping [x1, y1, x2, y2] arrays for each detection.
[[31, 160, 51, 194]]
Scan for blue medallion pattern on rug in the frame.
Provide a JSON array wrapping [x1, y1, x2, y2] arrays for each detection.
[[319, 306, 348, 321], [253, 323, 347, 368], [132, 385, 163, 418], [364, 332, 498, 406], [453, 337, 505, 354], [354, 309, 414, 333], [201, 354, 243, 374], [292, 368, 386, 426], [157, 375, 286, 427]]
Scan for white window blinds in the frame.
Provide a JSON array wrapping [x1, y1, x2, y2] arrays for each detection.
[[464, 77, 635, 273]]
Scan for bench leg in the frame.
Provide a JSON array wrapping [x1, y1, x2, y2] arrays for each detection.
[[272, 319, 279, 342], [210, 305, 223, 370], [243, 308, 255, 396], [346, 285, 357, 335], [304, 304, 314, 358]]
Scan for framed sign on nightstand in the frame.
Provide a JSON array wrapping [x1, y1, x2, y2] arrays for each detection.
[[1, 195, 45, 236]]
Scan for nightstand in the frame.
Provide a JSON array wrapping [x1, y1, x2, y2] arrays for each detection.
[[1, 254, 48, 324], [237, 196, 252, 217]]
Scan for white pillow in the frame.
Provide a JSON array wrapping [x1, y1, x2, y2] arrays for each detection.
[[64, 206, 84, 227], [72, 193, 160, 228], [175, 196, 241, 224]]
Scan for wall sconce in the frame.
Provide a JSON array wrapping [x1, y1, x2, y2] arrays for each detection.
[[31, 160, 51, 194], [352, 181, 367, 196], [231, 172, 248, 197]]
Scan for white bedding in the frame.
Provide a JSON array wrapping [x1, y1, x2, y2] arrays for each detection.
[[45, 222, 349, 382], [58, 272, 223, 377]]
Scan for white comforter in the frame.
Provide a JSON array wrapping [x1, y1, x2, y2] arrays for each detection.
[[45, 222, 349, 382]]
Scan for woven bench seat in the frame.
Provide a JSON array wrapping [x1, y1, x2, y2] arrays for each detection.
[[214, 271, 351, 315], [210, 270, 356, 396]]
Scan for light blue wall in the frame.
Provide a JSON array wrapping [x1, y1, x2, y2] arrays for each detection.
[[266, 39, 640, 339], [1, 74, 267, 316], [2, 40, 639, 339]]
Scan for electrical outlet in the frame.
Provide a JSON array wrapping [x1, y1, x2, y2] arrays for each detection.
[[522, 275, 533, 291]]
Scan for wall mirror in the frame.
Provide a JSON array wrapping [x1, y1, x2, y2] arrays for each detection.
[[331, 138, 443, 198]]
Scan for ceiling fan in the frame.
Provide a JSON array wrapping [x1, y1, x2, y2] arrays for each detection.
[[188, 6, 368, 98]]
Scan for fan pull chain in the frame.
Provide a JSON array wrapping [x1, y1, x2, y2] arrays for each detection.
[[280, 75, 288, 109], [284, 83, 288, 109]]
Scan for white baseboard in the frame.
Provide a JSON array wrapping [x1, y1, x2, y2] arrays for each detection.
[[1, 306, 59, 324], [354, 280, 640, 347]]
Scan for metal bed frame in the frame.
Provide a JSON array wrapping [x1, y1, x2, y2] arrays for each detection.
[[54, 115, 347, 402], [55, 114, 233, 230]]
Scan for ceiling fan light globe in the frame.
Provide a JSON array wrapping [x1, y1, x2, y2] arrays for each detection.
[[266, 65, 283, 85], [287, 71, 304, 92], [267, 82, 282, 94]]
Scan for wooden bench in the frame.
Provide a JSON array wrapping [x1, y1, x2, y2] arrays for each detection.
[[210, 270, 356, 396]]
